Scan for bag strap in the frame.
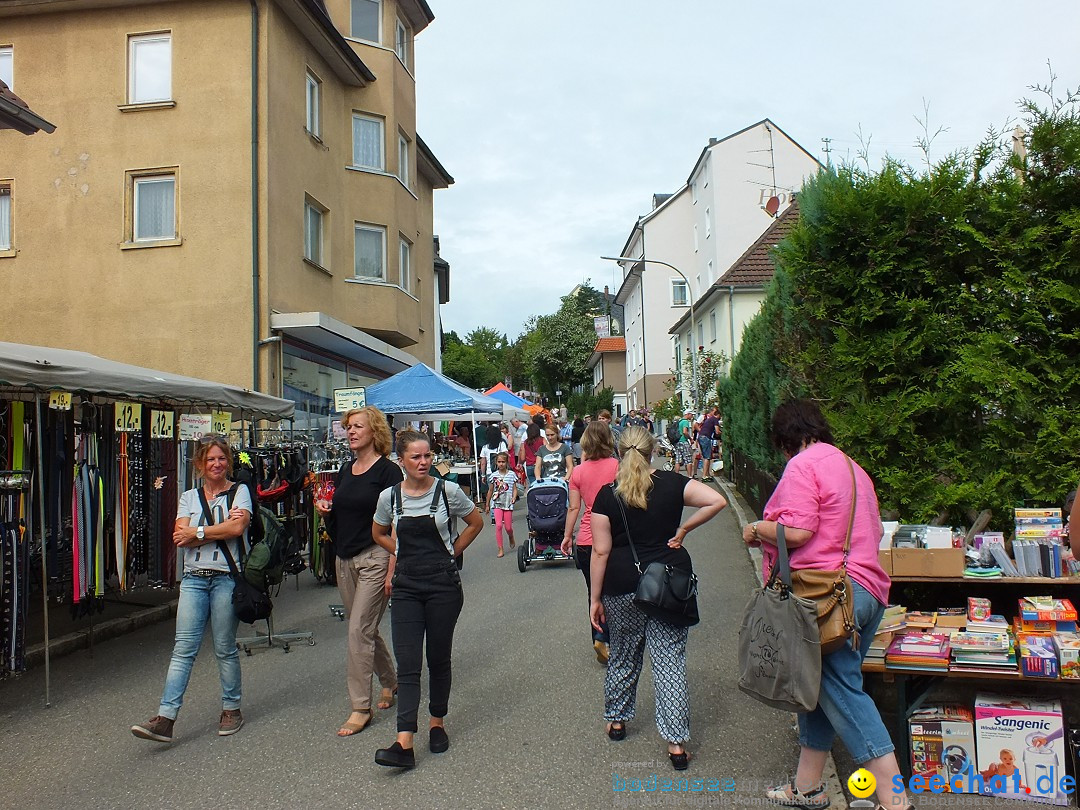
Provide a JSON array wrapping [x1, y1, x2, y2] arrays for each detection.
[[609, 483, 644, 573], [434, 478, 457, 543], [841, 455, 857, 571], [769, 523, 795, 590], [197, 485, 244, 579], [391, 482, 403, 518]]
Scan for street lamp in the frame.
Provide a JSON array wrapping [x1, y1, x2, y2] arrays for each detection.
[[600, 255, 699, 410]]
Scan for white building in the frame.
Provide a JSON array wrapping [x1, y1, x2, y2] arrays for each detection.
[[611, 119, 820, 411]]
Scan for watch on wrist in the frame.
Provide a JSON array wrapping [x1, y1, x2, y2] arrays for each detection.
[[750, 521, 759, 541], [196, 526, 205, 541]]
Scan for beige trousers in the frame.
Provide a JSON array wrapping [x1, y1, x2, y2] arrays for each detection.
[[335, 544, 397, 711]]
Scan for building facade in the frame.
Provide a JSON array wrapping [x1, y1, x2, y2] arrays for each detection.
[[0, 0, 452, 432], [587, 336, 627, 418]]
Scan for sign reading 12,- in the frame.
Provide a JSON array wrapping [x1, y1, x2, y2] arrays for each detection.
[[115, 401, 142, 432], [150, 410, 174, 439], [48, 390, 72, 411]]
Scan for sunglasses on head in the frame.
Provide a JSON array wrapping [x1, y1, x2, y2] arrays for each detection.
[[197, 433, 229, 445]]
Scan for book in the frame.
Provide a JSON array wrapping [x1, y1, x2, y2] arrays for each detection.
[[1015, 508, 1062, 519], [935, 607, 967, 628], [1017, 633, 1059, 678], [987, 543, 1020, 576], [896, 632, 950, 654], [1020, 597, 1077, 622], [967, 614, 1009, 633], [905, 611, 937, 629], [967, 597, 992, 622], [951, 632, 1011, 652], [1015, 617, 1078, 634]]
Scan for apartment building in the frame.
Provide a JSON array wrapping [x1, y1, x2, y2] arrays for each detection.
[[0, 0, 452, 430], [611, 120, 818, 411], [587, 336, 627, 418]]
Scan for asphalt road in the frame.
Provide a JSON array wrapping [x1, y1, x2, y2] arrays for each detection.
[[1, 489, 815, 810]]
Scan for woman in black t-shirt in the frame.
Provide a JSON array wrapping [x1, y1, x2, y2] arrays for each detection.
[[590, 426, 727, 770], [316, 406, 403, 737]]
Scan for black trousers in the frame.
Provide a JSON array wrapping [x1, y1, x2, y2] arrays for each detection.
[[390, 564, 464, 733], [575, 545, 608, 643]]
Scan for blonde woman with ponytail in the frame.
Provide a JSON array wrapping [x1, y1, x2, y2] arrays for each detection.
[[588, 426, 727, 771]]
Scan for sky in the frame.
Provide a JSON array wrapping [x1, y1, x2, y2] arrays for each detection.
[[414, 1, 1080, 340]]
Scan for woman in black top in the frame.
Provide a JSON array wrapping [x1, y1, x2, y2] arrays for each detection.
[[590, 427, 727, 770], [316, 406, 403, 737], [570, 417, 586, 462]]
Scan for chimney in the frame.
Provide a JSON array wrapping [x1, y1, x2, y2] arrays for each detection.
[[708, 137, 718, 146]]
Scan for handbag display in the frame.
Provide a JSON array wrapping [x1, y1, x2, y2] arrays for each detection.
[[737, 522, 822, 712], [789, 456, 859, 654], [197, 488, 273, 624], [612, 486, 700, 628]]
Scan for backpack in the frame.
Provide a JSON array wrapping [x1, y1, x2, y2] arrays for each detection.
[[243, 504, 293, 591], [666, 422, 680, 444]]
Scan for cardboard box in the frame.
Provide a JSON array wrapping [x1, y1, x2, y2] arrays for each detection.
[[1052, 633, 1080, 679], [974, 694, 1068, 804], [891, 548, 965, 578], [1017, 634, 1059, 678], [908, 704, 978, 793], [434, 461, 451, 476], [878, 549, 893, 576]]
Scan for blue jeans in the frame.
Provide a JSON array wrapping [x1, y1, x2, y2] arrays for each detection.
[[798, 580, 894, 764], [159, 573, 241, 719], [697, 436, 714, 462]]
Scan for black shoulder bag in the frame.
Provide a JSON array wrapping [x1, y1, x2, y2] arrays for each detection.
[[611, 484, 700, 627], [197, 487, 272, 624]]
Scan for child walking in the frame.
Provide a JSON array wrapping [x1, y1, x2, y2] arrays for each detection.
[[484, 452, 517, 557]]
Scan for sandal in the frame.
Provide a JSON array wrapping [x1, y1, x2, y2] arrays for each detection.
[[668, 746, 690, 771], [336, 710, 371, 737], [764, 781, 830, 809], [606, 721, 626, 741], [377, 688, 398, 711]]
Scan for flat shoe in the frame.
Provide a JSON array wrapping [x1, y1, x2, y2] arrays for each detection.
[[497, 550, 504, 557], [607, 721, 626, 741], [375, 741, 415, 769], [377, 688, 397, 711], [509, 538, 516, 549], [429, 725, 449, 753], [669, 750, 689, 770], [764, 781, 830, 809], [337, 711, 371, 737]]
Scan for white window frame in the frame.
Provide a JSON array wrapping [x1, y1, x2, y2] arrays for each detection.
[[352, 113, 385, 171], [351, 0, 381, 43], [395, 18, 410, 67], [0, 182, 11, 251], [355, 222, 386, 280], [697, 322, 704, 349], [690, 179, 697, 205], [305, 70, 321, 138], [0, 47, 12, 89], [705, 206, 711, 238], [710, 310, 717, 343], [398, 235, 411, 292], [398, 132, 410, 187], [707, 260, 714, 285], [128, 33, 172, 104], [693, 223, 699, 253], [132, 173, 177, 242], [304, 198, 326, 267], [671, 279, 688, 307]]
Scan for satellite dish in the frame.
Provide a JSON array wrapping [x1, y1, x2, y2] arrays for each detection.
[[764, 196, 781, 217]]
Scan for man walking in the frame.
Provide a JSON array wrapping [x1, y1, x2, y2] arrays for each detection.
[[698, 406, 721, 481], [673, 409, 694, 475]]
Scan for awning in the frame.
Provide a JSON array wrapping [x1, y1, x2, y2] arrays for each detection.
[[0, 341, 293, 420], [271, 311, 417, 377]]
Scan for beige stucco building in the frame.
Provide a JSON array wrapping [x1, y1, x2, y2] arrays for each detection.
[[0, 0, 452, 432]]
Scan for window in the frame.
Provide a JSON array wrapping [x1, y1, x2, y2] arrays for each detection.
[[398, 133, 410, 187], [0, 47, 12, 89], [671, 279, 688, 307], [351, 0, 380, 42], [305, 71, 321, 138], [399, 236, 411, 291], [355, 223, 386, 279], [695, 273, 701, 296], [693, 223, 699, 252], [128, 33, 171, 104], [395, 18, 410, 66], [133, 174, 176, 241], [0, 183, 10, 250], [705, 207, 711, 238], [697, 322, 704, 349], [710, 310, 717, 342], [690, 180, 697, 205], [352, 114, 384, 170], [634, 342, 641, 370], [304, 200, 324, 266], [707, 260, 714, 285]]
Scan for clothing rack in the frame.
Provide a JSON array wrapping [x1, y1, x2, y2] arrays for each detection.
[[236, 614, 314, 655]]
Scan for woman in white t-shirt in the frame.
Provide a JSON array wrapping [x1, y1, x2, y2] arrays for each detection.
[[131, 436, 252, 744]]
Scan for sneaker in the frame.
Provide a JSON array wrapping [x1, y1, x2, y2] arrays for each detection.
[[765, 781, 830, 809], [131, 715, 174, 743], [594, 640, 610, 665], [218, 709, 244, 736]]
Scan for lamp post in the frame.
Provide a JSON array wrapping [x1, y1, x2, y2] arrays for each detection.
[[600, 255, 699, 410]]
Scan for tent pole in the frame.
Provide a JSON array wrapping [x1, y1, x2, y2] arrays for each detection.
[[34, 393, 51, 707], [470, 413, 480, 505]]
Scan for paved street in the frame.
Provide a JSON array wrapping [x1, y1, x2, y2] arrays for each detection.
[[2, 492, 817, 810]]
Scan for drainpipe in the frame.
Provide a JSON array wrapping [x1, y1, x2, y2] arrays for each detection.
[[727, 285, 736, 370], [250, 0, 261, 391]]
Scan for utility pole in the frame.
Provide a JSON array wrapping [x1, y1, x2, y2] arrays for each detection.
[[821, 137, 833, 167]]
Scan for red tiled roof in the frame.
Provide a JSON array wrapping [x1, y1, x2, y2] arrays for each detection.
[[593, 337, 626, 353], [717, 199, 799, 286]]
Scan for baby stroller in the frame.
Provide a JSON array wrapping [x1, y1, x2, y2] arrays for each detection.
[[655, 435, 676, 471], [518, 478, 573, 572]]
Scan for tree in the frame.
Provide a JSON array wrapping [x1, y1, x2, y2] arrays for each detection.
[[441, 341, 497, 390], [527, 307, 596, 394], [665, 348, 728, 411]]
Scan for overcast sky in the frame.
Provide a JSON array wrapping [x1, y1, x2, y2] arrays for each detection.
[[414, 1, 1080, 340]]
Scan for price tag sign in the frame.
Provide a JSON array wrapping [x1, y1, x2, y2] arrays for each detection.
[[114, 401, 142, 432], [211, 410, 231, 435], [333, 387, 366, 413], [48, 391, 72, 411], [150, 410, 174, 439], [178, 413, 212, 441]]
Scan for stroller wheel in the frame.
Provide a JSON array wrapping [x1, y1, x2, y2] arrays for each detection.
[[517, 544, 528, 573]]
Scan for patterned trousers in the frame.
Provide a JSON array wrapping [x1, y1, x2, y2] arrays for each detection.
[[602, 593, 690, 744]]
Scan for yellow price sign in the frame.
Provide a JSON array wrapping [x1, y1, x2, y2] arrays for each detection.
[[114, 401, 142, 432], [211, 410, 231, 435], [150, 410, 174, 439], [48, 390, 73, 411]]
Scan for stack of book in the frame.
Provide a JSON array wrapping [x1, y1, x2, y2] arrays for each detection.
[[949, 630, 1017, 673], [966, 597, 1009, 634], [867, 604, 907, 663], [1013, 508, 1065, 577], [1019, 596, 1077, 623], [904, 611, 937, 630], [886, 632, 950, 671]]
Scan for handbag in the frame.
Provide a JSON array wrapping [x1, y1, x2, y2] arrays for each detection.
[[789, 456, 859, 654], [611, 486, 700, 628], [737, 522, 822, 712], [197, 488, 273, 624]]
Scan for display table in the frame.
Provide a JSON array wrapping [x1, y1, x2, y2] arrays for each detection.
[[449, 465, 479, 501]]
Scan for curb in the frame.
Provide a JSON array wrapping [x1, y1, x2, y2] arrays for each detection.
[[713, 475, 848, 810]]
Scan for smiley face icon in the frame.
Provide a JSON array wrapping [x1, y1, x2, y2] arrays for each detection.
[[847, 768, 876, 798]]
